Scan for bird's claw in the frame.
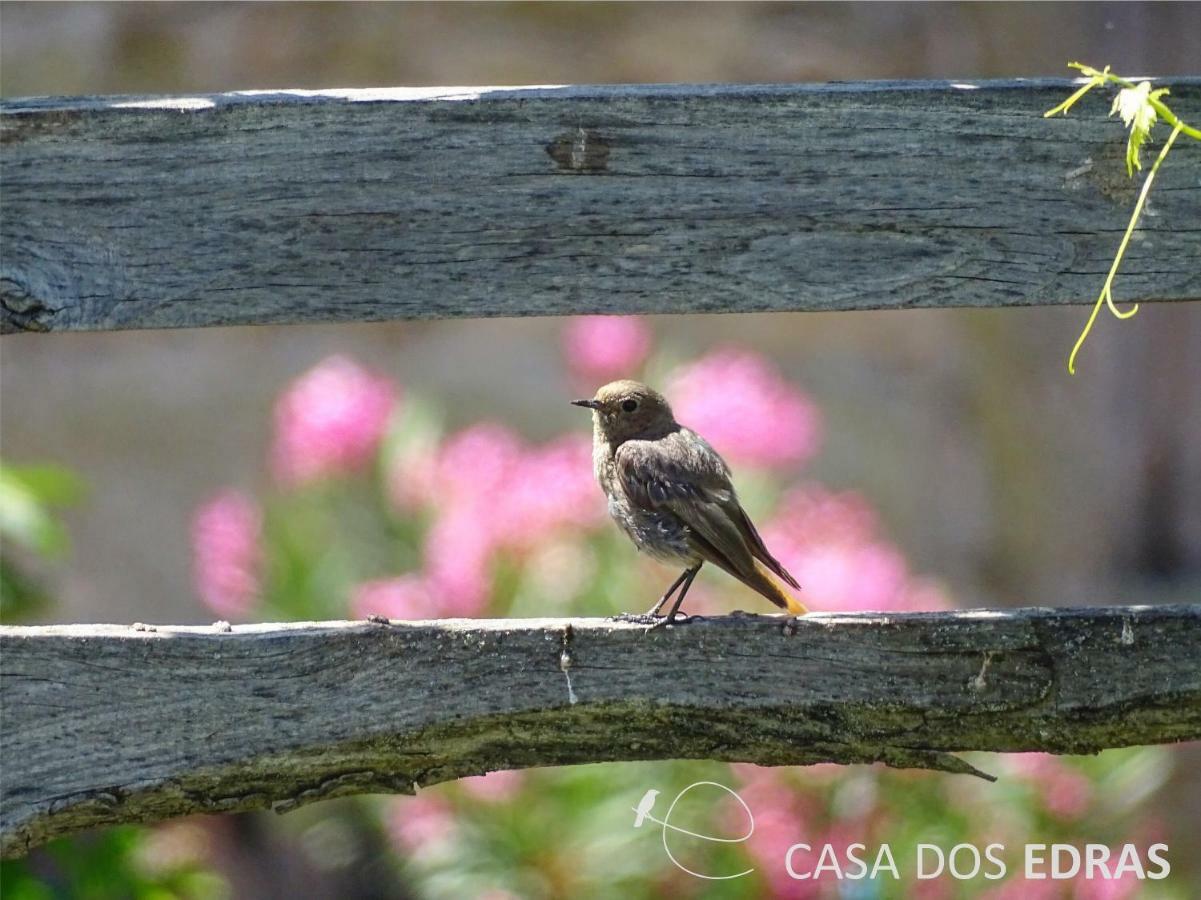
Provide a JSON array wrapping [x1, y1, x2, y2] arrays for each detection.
[[650, 612, 696, 630], [611, 611, 698, 629], [611, 612, 661, 626]]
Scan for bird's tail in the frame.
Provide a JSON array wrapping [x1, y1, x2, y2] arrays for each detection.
[[746, 559, 808, 615]]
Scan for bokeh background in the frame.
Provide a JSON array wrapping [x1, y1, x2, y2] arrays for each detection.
[[2, 3, 1199, 898]]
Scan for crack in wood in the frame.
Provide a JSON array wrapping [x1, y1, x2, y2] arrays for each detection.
[[2, 607, 1198, 857]]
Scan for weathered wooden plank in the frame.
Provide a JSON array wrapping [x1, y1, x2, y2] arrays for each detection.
[[2, 605, 1199, 857], [1, 80, 1198, 333]]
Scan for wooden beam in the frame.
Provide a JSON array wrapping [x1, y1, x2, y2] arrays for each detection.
[[2, 80, 1199, 333], [3, 605, 1199, 857]]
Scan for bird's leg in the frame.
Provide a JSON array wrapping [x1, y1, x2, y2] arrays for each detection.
[[612, 566, 695, 626], [646, 567, 693, 616], [650, 564, 701, 629]]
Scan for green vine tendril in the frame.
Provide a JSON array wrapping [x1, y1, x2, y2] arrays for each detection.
[[1044, 63, 1200, 374]]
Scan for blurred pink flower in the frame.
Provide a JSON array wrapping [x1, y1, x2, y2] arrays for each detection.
[[389, 422, 523, 513], [191, 489, 261, 619], [392, 425, 606, 617], [271, 355, 399, 487], [424, 503, 495, 617], [762, 486, 952, 613], [458, 769, 525, 803], [1006, 754, 1094, 820], [387, 795, 458, 855], [351, 575, 439, 620], [433, 423, 525, 504], [730, 767, 818, 899], [666, 348, 821, 470], [1072, 861, 1144, 900], [562, 316, 653, 382], [500, 434, 605, 549], [766, 486, 878, 545]]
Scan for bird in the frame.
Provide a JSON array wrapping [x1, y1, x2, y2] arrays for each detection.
[[572, 379, 806, 624], [632, 789, 659, 827]]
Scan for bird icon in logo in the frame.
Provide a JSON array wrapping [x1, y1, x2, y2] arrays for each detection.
[[628, 782, 756, 880], [632, 789, 660, 828]]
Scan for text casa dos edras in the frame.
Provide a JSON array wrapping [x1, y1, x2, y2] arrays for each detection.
[[783, 842, 1170, 882]]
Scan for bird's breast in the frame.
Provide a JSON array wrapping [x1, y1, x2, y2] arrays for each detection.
[[599, 467, 695, 565]]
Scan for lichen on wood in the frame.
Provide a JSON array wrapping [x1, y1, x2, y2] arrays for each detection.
[[2, 605, 1199, 858]]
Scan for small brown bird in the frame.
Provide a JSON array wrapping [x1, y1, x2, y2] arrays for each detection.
[[573, 379, 806, 623]]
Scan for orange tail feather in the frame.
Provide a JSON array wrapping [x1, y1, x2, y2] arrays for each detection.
[[747, 560, 808, 615]]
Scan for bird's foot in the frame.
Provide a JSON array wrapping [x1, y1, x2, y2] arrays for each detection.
[[780, 615, 803, 637], [611, 612, 661, 626], [611, 611, 698, 629], [649, 611, 698, 630]]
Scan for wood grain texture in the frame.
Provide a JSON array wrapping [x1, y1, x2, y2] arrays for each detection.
[[3, 606, 1199, 857], [2, 80, 1199, 333]]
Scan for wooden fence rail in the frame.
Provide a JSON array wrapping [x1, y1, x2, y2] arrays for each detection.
[[2, 80, 1199, 860], [2, 79, 1200, 333], [3, 607, 1201, 858]]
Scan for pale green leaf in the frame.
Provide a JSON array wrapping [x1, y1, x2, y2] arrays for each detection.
[[1110, 81, 1160, 176], [1111, 81, 1155, 130]]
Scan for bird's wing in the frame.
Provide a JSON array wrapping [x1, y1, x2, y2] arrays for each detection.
[[615, 432, 758, 581], [731, 503, 801, 589], [614, 432, 724, 502], [616, 430, 801, 589]]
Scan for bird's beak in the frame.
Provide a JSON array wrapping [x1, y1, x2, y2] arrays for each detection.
[[571, 398, 602, 410]]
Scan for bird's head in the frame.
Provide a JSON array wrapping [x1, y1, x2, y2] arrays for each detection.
[[572, 380, 677, 444]]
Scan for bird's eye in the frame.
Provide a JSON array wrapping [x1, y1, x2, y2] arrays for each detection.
[[621, 399, 638, 413]]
